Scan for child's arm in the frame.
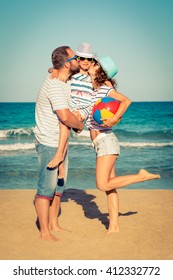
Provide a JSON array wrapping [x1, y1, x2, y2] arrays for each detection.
[[72, 110, 85, 122]]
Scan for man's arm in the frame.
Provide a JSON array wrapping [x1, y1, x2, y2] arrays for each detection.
[[56, 109, 84, 132]]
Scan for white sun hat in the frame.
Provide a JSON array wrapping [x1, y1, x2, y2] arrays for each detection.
[[98, 56, 118, 78], [75, 42, 96, 58]]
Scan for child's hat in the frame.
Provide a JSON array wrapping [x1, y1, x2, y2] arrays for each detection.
[[75, 42, 96, 58]]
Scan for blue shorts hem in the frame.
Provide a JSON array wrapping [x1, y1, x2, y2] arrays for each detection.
[[35, 195, 53, 200]]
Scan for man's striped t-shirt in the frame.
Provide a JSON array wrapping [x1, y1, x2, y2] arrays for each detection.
[[34, 76, 70, 147]]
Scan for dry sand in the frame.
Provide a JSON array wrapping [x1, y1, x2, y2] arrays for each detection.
[[0, 189, 173, 260]]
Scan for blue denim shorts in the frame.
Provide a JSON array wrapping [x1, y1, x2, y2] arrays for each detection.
[[92, 131, 120, 157], [35, 143, 68, 200]]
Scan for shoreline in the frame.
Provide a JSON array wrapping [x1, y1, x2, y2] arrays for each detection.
[[0, 189, 173, 260]]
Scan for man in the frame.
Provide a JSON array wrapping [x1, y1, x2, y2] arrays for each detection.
[[34, 46, 84, 241]]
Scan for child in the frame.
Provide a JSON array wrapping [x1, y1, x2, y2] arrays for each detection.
[[47, 43, 95, 188]]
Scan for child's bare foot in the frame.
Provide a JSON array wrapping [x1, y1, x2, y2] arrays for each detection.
[[139, 169, 161, 180]]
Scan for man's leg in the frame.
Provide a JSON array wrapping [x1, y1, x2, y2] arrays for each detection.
[[49, 195, 61, 231], [35, 143, 59, 241], [49, 154, 70, 232], [35, 197, 59, 241]]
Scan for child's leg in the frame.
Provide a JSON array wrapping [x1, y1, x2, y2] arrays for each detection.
[[57, 141, 69, 186], [47, 122, 70, 168]]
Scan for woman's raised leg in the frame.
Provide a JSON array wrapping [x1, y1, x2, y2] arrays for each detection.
[[96, 155, 160, 192]]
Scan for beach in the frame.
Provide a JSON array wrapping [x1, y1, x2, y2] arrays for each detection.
[[0, 188, 173, 260]]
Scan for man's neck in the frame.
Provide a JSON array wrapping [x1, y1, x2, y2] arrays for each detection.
[[57, 73, 69, 82], [50, 69, 69, 82]]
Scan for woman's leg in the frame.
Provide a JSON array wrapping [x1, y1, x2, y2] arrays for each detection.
[[96, 155, 160, 192], [105, 166, 119, 234]]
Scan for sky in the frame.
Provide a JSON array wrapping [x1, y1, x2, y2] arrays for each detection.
[[0, 0, 173, 102]]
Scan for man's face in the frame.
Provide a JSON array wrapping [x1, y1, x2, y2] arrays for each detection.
[[67, 49, 80, 75]]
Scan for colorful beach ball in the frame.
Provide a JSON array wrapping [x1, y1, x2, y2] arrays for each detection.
[[92, 97, 121, 125]]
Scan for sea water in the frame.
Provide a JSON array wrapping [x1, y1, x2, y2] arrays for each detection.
[[0, 102, 173, 190]]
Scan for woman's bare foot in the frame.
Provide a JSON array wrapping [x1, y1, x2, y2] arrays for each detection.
[[106, 225, 120, 235], [139, 169, 160, 180]]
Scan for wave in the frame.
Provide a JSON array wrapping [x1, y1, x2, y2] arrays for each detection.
[[115, 128, 173, 139], [0, 127, 90, 139], [0, 128, 34, 138], [120, 142, 173, 147], [0, 143, 35, 151], [1, 127, 173, 141], [1, 128, 173, 142], [0, 141, 173, 151]]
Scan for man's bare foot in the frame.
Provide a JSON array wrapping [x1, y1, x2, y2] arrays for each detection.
[[49, 224, 71, 233], [106, 225, 120, 235], [139, 169, 160, 180]]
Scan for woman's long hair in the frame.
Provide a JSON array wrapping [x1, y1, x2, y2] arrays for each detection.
[[94, 67, 117, 89]]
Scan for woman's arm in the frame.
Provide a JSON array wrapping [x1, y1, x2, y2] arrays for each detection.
[[102, 89, 131, 127]]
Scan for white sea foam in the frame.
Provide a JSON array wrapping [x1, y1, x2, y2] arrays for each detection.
[[0, 128, 34, 138], [0, 141, 173, 151], [0, 130, 8, 138], [69, 142, 91, 146], [0, 143, 35, 151], [120, 142, 173, 147]]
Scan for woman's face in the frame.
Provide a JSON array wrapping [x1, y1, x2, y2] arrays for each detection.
[[88, 61, 100, 77]]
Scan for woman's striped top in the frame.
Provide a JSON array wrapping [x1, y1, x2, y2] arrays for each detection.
[[86, 85, 114, 131]]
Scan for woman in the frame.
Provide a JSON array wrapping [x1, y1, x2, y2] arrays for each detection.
[[86, 56, 160, 234]]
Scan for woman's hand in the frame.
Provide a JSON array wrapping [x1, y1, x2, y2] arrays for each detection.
[[101, 116, 121, 127]]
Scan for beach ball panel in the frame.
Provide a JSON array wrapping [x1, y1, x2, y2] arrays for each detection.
[[102, 97, 114, 104], [93, 110, 103, 124], [96, 102, 105, 110], [105, 101, 120, 114], [95, 98, 102, 105], [92, 105, 97, 115], [101, 109, 114, 120]]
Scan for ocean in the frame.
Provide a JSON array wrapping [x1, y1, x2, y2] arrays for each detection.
[[0, 102, 173, 191]]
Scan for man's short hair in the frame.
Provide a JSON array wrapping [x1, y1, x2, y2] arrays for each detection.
[[52, 46, 70, 69]]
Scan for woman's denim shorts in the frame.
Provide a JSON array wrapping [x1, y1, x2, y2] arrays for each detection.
[[92, 131, 120, 157], [35, 143, 68, 200]]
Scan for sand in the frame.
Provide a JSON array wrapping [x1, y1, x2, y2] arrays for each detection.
[[0, 188, 173, 260]]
